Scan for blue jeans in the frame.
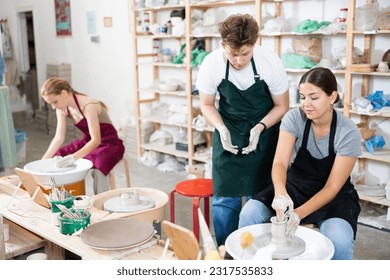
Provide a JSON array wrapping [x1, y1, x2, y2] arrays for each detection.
[[239, 199, 355, 260], [212, 195, 250, 246]]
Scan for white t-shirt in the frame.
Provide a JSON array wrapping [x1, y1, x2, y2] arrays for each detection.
[[196, 45, 288, 96]]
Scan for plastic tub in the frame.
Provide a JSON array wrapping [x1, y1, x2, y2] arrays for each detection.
[[50, 196, 74, 213], [59, 210, 91, 235]]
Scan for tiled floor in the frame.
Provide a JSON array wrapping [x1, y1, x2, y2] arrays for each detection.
[[3, 111, 390, 260]]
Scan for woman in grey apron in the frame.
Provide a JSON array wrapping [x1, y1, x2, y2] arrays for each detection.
[[239, 67, 362, 259], [196, 14, 289, 246]]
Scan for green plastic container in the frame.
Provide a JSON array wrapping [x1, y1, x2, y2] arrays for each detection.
[[59, 210, 91, 235], [50, 196, 74, 213]]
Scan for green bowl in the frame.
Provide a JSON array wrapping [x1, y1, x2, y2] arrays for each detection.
[[59, 210, 91, 235], [50, 196, 74, 213]]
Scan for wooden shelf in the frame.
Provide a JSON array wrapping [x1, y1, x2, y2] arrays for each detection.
[[135, 4, 185, 12], [343, 0, 390, 211], [190, 0, 254, 8], [139, 88, 187, 97], [135, 34, 184, 39], [350, 71, 390, 76], [361, 149, 390, 164], [2, 219, 46, 260], [153, 62, 186, 68], [192, 125, 214, 132], [261, 30, 347, 36], [349, 109, 390, 118], [141, 143, 188, 159], [145, 115, 188, 128], [353, 30, 390, 35], [358, 193, 390, 207]]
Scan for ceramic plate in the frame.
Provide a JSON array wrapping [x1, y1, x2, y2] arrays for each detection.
[[80, 218, 155, 250]]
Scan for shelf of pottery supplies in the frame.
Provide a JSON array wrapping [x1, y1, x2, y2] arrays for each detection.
[[139, 88, 187, 97], [349, 109, 390, 118], [145, 115, 188, 128], [356, 192, 390, 208], [360, 149, 390, 164], [141, 143, 188, 159], [190, 0, 254, 8]]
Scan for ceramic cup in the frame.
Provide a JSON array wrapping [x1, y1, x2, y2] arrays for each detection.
[[377, 61, 389, 72], [73, 195, 90, 210], [270, 216, 288, 245], [27, 253, 48, 260]]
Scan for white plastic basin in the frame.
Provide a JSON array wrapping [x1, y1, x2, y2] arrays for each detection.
[[225, 224, 334, 260], [24, 158, 93, 185]]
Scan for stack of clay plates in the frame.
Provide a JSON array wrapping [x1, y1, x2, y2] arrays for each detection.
[[80, 218, 155, 250]]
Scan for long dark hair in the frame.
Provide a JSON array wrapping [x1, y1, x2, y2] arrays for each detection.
[[299, 67, 340, 103]]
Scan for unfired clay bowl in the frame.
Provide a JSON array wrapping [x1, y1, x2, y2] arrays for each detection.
[[24, 158, 93, 185]]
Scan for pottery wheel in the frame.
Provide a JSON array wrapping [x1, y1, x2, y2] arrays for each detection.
[[103, 195, 155, 213], [40, 165, 77, 173], [254, 233, 306, 259], [80, 218, 155, 250]]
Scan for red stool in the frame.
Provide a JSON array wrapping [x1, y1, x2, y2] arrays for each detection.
[[170, 178, 213, 241]]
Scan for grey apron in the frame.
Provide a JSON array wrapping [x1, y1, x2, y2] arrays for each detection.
[[213, 58, 279, 197]]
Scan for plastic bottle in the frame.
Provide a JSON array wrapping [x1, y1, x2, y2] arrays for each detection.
[[339, 8, 348, 23]]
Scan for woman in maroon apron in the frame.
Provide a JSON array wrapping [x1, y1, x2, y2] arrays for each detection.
[[41, 78, 124, 194], [239, 68, 362, 259]]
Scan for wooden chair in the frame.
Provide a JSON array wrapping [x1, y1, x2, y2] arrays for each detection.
[[109, 157, 131, 189], [162, 220, 201, 260]]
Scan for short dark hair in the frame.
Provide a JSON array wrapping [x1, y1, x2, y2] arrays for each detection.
[[299, 67, 340, 103], [219, 14, 259, 50]]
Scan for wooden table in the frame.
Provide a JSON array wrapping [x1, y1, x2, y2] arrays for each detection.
[[0, 179, 176, 260]]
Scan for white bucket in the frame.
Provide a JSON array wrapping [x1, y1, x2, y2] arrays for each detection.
[[27, 253, 48, 260]]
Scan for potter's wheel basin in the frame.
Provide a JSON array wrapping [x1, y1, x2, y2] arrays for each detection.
[[226, 224, 334, 260], [24, 158, 93, 185], [89, 188, 169, 224]]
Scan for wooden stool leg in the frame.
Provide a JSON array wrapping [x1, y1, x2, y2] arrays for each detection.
[[109, 171, 115, 190], [170, 189, 176, 223], [193, 197, 200, 241], [204, 197, 210, 227], [123, 158, 131, 188]]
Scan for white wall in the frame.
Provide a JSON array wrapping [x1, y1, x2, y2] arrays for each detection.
[[0, 0, 135, 127], [1, 0, 389, 184]]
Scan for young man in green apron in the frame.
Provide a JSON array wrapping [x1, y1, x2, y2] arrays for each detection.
[[196, 14, 289, 246]]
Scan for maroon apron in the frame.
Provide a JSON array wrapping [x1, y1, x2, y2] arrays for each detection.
[[55, 94, 125, 176], [253, 110, 360, 238]]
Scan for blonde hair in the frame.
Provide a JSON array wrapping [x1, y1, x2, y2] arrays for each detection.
[[41, 77, 107, 109]]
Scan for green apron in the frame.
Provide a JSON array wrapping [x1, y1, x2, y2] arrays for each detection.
[[213, 58, 280, 197]]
